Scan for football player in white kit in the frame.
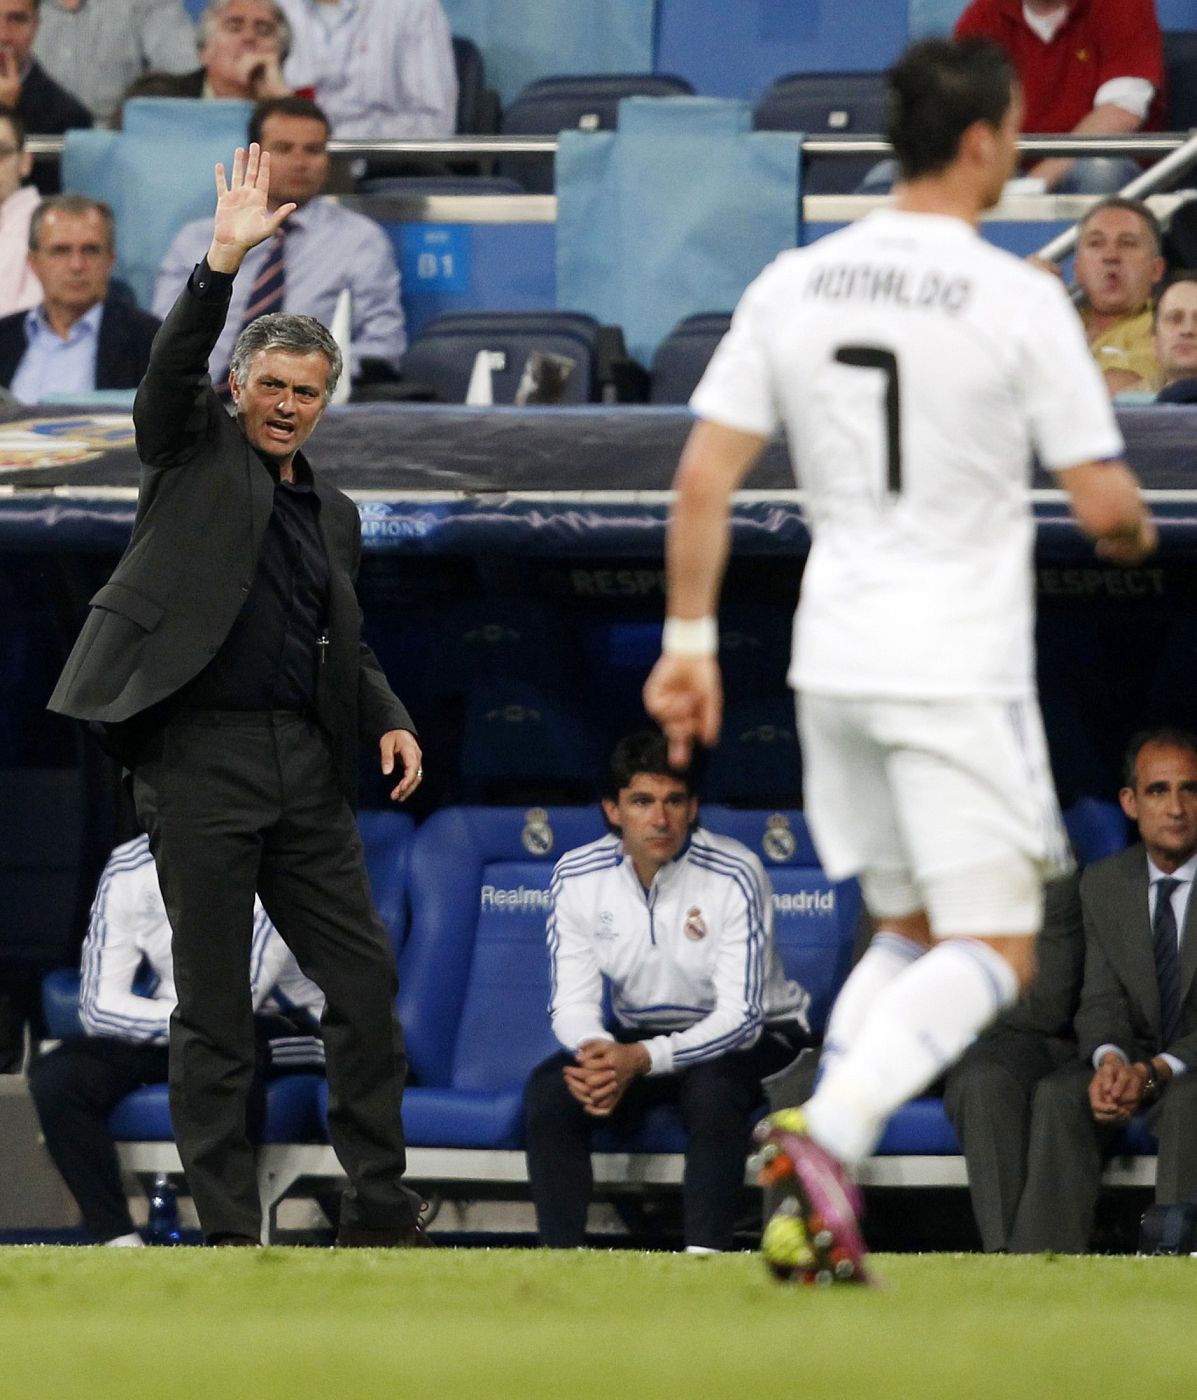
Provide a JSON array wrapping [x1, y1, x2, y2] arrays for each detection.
[[643, 37, 1156, 1283]]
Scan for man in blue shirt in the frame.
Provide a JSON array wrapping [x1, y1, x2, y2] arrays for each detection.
[[0, 195, 159, 402]]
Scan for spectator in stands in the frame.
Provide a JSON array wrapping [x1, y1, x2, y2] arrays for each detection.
[[0, 195, 160, 402], [0, 106, 44, 316], [1066, 196, 1165, 396], [942, 873, 1085, 1251], [275, 0, 456, 139], [1010, 728, 1197, 1253], [121, 0, 292, 110], [954, 0, 1163, 194], [0, 0, 91, 194], [524, 729, 812, 1253], [154, 95, 405, 386], [32, 0, 197, 126], [28, 834, 324, 1246], [1153, 272, 1197, 404]]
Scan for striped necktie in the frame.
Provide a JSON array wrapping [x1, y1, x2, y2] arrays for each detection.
[[215, 229, 287, 399], [1152, 876, 1183, 1046]]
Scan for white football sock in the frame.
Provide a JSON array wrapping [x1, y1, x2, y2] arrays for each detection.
[[819, 930, 926, 1075], [104, 1232, 145, 1248], [805, 938, 1019, 1166]]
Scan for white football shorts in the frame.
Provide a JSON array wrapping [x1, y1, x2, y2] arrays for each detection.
[[796, 691, 1072, 937]]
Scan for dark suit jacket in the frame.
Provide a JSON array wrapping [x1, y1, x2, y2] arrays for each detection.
[[988, 871, 1085, 1040], [19, 60, 94, 196], [1074, 844, 1197, 1068], [0, 292, 161, 393], [47, 279, 413, 803]]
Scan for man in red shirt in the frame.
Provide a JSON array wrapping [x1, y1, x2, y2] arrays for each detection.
[[955, 0, 1164, 193]]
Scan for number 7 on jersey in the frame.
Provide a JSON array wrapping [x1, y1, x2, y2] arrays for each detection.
[[835, 345, 902, 496]]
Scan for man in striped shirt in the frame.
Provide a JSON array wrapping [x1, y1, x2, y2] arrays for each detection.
[[28, 834, 324, 1246], [524, 730, 811, 1253]]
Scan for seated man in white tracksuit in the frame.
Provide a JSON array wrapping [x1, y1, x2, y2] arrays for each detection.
[[524, 729, 811, 1252]]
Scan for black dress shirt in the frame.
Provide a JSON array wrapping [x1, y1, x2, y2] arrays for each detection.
[[180, 259, 330, 711]]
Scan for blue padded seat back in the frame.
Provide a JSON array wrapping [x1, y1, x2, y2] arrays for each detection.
[[400, 806, 607, 1085], [451, 857, 561, 1091], [702, 807, 860, 1035], [42, 967, 84, 1039], [703, 698, 804, 806], [1062, 796, 1130, 867], [459, 678, 607, 797], [400, 310, 603, 403], [649, 311, 731, 404], [500, 75, 695, 191], [62, 100, 252, 307], [753, 72, 887, 194]]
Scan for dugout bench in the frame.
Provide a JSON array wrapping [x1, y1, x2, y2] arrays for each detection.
[[42, 802, 1157, 1244]]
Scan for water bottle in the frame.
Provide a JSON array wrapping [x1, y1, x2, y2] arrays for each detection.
[[146, 1173, 182, 1246]]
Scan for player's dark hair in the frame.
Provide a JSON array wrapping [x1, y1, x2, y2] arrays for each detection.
[[886, 37, 1015, 182], [601, 729, 696, 805], [1121, 727, 1197, 789], [248, 94, 330, 146]]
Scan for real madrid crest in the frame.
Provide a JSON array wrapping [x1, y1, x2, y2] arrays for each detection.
[[521, 806, 554, 855], [684, 906, 707, 941], [762, 813, 796, 864]]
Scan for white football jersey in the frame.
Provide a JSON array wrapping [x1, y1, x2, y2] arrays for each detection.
[[691, 210, 1124, 699]]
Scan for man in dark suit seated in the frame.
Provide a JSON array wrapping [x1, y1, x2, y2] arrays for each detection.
[[1011, 727, 1197, 1252], [1153, 274, 1197, 405], [0, 195, 159, 402]]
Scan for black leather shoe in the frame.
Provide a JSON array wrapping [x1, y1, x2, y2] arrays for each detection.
[[335, 1218, 433, 1248], [207, 1232, 261, 1247]]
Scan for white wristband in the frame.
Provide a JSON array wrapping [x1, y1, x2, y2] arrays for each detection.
[[662, 615, 718, 658]]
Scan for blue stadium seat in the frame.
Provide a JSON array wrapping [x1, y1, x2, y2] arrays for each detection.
[[458, 681, 607, 802], [394, 805, 607, 1148], [107, 1076, 326, 1143], [701, 807, 860, 1036], [649, 312, 732, 404], [703, 699, 804, 807], [452, 34, 500, 136], [753, 72, 887, 193], [1062, 797, 1129, 866], [500, 74, 695, 191], [400, 311, 605, 403]]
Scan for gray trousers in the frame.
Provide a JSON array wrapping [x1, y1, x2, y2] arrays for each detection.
[[1010, 1060, 1197, 1253], [943, 1029, 1077, 1252]]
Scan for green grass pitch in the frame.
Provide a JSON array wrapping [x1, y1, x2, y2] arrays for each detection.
[[0, 1247, 1190, 1399]]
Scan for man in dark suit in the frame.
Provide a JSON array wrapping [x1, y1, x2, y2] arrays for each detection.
[[48, 143, 426, 1247], [0, 0, 92, 193], [1010, 727, 1197, 1253], [942, 874, 1085, 1252], [0, 195, 159, 401]]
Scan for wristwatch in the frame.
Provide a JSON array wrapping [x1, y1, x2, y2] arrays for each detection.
[[1139, 1061, 1163, 1104]]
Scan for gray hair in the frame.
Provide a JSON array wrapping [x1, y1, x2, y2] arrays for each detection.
[[198, 0, 292, 62], [29, 195, 116, 253], [228, 312, 343, 402]]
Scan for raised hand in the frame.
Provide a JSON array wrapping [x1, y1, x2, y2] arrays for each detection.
[[206, 143, 296, 275]]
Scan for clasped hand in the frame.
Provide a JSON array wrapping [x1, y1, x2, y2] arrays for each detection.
[[563, 1038, 650, 1117]]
